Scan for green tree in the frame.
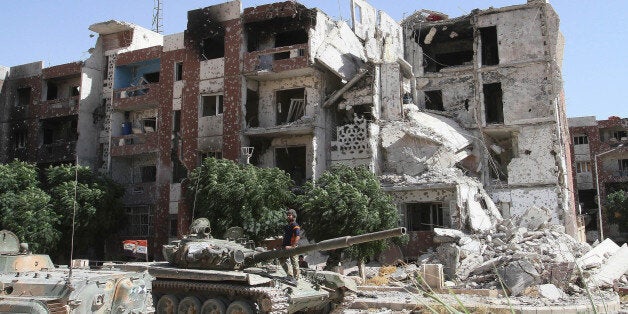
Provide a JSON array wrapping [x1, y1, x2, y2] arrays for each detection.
[[0, 160, 59, 253], [606, 190, 628, 229], [43, 164, 125, 261], [297, 165, 402, 270], [189, 158, 294, 243]]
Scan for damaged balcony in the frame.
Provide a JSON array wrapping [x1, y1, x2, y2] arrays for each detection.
[[112, 59, 161, 111], [414, 15, 475, 73], [111, 156, 158, 205], [38, 116, 78, 164], [40, 65, 81, 118], [243, 2, 315, 79], [245, 87, 314, 137]]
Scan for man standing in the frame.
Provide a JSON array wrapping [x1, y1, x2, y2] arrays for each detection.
[[281, 208, 301, 281]]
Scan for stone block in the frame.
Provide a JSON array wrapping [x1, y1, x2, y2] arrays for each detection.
[[577, 238, 620, 269], [417, 264, 444, 290], [538, 283, 565, 300], [498, 260, 540, 296], [592, 244, 628, 287], [433, 227, 465, 243]]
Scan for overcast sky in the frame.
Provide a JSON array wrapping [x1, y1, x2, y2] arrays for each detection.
[[1, 0, 625, 119]]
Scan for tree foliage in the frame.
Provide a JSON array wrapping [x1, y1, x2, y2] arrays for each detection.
[[297, 165, 401, 266], [0, 161, 124, 259], [606, 190, 628, 228], [189, 158, 295, 243], [0, 161, 59, 253], [43, 164, 125, 261]]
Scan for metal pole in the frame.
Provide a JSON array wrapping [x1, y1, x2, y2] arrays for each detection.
[[594, 155, 603, 241]]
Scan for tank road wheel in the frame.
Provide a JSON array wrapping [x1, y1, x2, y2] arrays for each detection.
[[226, 300, 255, 314], [201, 298, 227, 314], [178, 296, 202, 313], [156, 294, 179, 314]]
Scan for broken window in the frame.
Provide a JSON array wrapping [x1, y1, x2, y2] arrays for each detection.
[[480, 26, 499, 66], [612, 130, 627, 141], [70, 85, 80, 97], [483, 83, 504, 124], [573, 135, 588, 145], [246, 89, 260, 128], [122, 205, 153, 237], [201, 36, 225, 60], [140, 165, 157, 183], [201, 94, 224, 117], [425, 90, 444, 111], [275, 146, 306, 185], [274, 29, 308, 60], [276, 88, 305, 124], [416, 19, 473, 72], [619, 159, 628, 175], [16, 87, 31, 107], [143, 72, 160, 83], [13, 130, 27, 149], [406, 203, 443, 231], [40, 117, 78, 145], [486, 131, 515, 181], [172, 110, 181, 133], [143, 117, 156, 133], [576, 161, 591, 173], [201, 151, 222, 161], [46, 82, 58, 100], [170, 214, 178, 237], [175, 62, 183, 81]]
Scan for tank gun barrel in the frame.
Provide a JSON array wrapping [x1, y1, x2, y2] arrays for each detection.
[[247, 227, 406, 264]]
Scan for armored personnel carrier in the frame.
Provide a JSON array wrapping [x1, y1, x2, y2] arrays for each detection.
[[123, 218, 405, 313], [0, 229, 152, 313]]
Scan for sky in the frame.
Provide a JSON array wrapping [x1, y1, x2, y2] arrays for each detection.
[[1, 0, 626, 119]]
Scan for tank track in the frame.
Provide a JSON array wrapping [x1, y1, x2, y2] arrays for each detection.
[[153, 280, 290, 314]]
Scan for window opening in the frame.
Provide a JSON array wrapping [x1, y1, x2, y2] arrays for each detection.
[[143, 72, 160, 83], [425, 90, 444, 111], [480, 26, 499, 66], [573, 135, 588, 145], [170, 214, 178, 237], [14, 130, 27, 149], [70, 85, 80, 97], [143, 117, 157, 133], [483, 83, 504, 124], [122, 205, 154, 237], [354, 4, 363, 25], [612, 130, 627, 141], [407, 203, 443, 231], [274, 29, 308, 60], [275, 146, 306, 185], [276, 88, 305, 124], [16, 87, 31, 107], [172, 110, 181, 132], [46, 82, 58, 100], [140, 165, 157, 183], [246, 89, 260, 128], [576, 161, 591, 173], [175, 62, 183, 81], [201, 95, 224, 117], [201, 36, 225, 60]]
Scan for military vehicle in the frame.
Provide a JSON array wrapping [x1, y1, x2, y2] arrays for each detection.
[[0, 229, 153, 313], [122, 218, 405, 313]]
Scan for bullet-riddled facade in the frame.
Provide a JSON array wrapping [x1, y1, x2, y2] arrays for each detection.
[[0, 0, 578, 260]]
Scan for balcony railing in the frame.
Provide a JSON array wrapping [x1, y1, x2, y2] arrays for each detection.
[[244, 44, 309, 73], [110, 133, 158, 157], [113, 83, 159, 110], [39, 96, 79, 117]]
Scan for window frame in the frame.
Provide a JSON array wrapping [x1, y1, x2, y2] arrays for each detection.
[[201, 94, 224, 117]]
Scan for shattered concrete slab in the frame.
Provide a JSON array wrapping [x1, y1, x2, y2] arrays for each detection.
[[498, 260, 540, 296], [577, 238, 620, 269], [591, 244, 628, 287]]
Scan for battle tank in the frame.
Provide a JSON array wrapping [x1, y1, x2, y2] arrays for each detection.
[[0, 229, 152, 313], [122, 218, 406, 314]]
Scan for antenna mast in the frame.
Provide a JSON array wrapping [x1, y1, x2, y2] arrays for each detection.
[[152, 0, 163, 34]]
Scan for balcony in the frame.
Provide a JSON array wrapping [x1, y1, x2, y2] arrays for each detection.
[[110, 132, 158, 157], [243, 44, 310, 78], [122, 182, 157, 205], [38, 141, 77, 164], [39, 96, 79, 118], [112, 83, 159, 111]]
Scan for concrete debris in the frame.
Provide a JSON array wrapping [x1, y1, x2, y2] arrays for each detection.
[[590, 243, 628, 287], [537, 283, 565, 300], [432, 228, 465, 243], [498, 260, 540, 296], [577, 238, 620, 269], [511, 206, 552, 231]]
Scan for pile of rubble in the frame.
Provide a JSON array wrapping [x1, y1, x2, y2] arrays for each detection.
[[410, 207, 628, 300]]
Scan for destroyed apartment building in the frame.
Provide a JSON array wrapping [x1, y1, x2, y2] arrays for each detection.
[[0, 0, 578, 260]]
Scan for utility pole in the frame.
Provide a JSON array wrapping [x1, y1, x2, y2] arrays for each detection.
[[152, 0, 163, 34]]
